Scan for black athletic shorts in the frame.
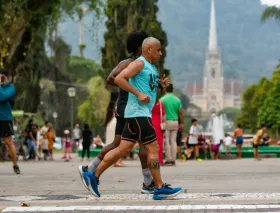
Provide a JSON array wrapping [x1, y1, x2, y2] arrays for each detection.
[[115, 116, 126, 136], [122, 117, 157, 145], [188, 144, 197, 148], [0, 120, 14, 138], [253, 143, 259, 148], [176, 131, 183, 147]]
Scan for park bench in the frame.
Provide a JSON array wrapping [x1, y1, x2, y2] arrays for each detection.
[[226, 146, 280, 158], [77, 147, 139, 158]]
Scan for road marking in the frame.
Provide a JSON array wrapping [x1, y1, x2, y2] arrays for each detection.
[[1, 193, 280, 201], [2, 205, 280, 212], [0, 196, 45, 202]]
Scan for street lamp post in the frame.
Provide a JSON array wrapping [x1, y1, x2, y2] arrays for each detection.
[[52, 112, 58, 132], [78, 7, 89, 57], [67, 87, 76, 131]]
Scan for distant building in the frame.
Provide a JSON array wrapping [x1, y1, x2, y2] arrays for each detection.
[[185, 0, 243, 115]]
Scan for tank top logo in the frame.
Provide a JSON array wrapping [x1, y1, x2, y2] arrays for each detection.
[[149, 73, 159, 92]]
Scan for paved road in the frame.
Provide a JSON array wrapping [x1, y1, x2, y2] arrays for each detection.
[[1, 154, 280, 212]]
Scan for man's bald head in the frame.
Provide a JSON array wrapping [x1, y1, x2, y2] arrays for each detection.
[[141, 37, 162, 64], [142, 37, 160, 51]]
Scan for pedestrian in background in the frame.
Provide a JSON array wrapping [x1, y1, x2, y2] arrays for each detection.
[[161, 84, 184, 166], [0, 68, 20, 174], [82, 124, 92, 161]]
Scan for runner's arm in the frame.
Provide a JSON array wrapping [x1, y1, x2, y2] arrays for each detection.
[[114, 60, 144, 97], [107, 60, 130, 86]]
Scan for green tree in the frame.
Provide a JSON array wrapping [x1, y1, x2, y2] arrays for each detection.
[[0, 0, 102, 114], [235, 76, 271, 133], [101, 0, 168, 81], [67, 56, 103, 83], [235, 84, 258, 133], [251, 77, 271, 111], [174, 88, 190, 110], [261, 6, 280, 23], [258, 80, 280, 133], [78, 76, 110, 135], [257, 68, 280, 135], [271, 68, 280, 84], [218, 107, 240, 121]]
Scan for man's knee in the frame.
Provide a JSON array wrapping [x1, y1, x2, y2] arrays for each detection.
[[145, 141, 159, 154], [117, 144, 133, 157], [139, 144, 148, 156]]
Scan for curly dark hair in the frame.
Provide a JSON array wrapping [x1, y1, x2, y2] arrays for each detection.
[[126, 31, 148, 56]]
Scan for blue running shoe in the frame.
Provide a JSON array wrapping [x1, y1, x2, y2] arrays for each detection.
[[153, 183, 182, 200], [78, 165, 89, 190], [87, 171, 101, 197], [141, 180, 155, 194]]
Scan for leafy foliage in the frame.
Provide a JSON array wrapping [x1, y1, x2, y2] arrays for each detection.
[[218, 107, 240, 121], [67, 56, 103, 82], [258, 80, 280, 130], [0, 0, 103, 133], [235, 84, 258, 133], [174, 88, 190, 110], [78, 76, 110, 134], [235, 74, 276, 133], [257, 69, 280, 131], [261, 6, 280, 23]]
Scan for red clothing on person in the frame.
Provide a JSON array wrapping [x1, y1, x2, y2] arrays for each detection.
[[152, 100, 165, 165], [63, 137, 72, 149]]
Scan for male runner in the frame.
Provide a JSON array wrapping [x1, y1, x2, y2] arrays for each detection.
[[82, 37, 182, 200], [79, 31, 154, 193]]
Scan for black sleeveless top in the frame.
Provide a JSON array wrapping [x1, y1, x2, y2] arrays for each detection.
[[115, 56, 135, 118], [115, 88, 128, 118]]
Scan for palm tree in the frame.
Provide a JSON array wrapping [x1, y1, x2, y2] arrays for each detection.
[[261, 6, 280, 22]]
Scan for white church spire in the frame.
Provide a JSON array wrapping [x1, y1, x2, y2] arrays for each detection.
[[208, 0, 218, 52]]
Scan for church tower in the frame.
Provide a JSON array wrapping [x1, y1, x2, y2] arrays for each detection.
[[203, 0, 224, 113]]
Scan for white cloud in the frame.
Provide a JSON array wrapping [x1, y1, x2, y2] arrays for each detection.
[[260, 0, 280, 7]]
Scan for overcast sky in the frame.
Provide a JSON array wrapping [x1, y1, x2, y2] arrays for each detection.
[[260, 0, 280, 6]]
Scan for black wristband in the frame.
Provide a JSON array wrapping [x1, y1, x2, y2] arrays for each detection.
[[159, 84, 163, 90]]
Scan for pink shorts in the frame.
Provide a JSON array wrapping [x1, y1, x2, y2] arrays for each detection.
[[212, 144, 220, 152], [65, 142, 71, 149]]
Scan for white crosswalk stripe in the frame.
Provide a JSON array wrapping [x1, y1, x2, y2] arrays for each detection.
[[2, 205, 280, 212], [1, 193, 280, 201]]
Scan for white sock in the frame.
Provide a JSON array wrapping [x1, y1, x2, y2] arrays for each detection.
[[88, 157, 101, 172], [142, 168, 153, 186]]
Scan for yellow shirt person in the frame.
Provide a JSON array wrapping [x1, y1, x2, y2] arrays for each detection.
[[253, 124, 267, 161], [253, 129, 265, 145]]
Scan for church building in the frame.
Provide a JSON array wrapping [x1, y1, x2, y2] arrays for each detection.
[[185, 0, 243, 114]]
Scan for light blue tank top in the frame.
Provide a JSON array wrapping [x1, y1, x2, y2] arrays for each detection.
[[124, 56, 160, 118]]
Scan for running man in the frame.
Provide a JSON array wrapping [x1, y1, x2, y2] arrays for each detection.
[[79, 31, 154, 194], [82, 37, 182, 200]]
